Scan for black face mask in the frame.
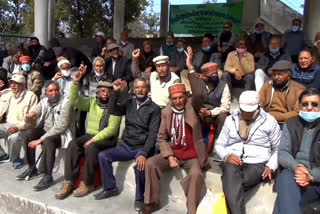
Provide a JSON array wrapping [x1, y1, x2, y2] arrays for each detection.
[[97, 97, 109, 109], [48, 94, 61, 106]]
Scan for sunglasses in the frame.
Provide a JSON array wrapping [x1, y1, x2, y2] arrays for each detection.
[[301, 102, 320, 108]]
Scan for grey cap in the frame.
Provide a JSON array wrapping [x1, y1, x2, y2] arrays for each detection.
[[97, 81, 113, 89], [268, 60, 292, 75], [107, 43, 121, 51]]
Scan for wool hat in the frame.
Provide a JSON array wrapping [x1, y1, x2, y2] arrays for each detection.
[[9, 74, 26, 85], [168, 83, 186, 96], [153, 56, 169, 65], [19, 56, 32, 63], [268, 60, 292, 75], [239, 90, 260, 112], [97, 81, 113, 89], [201, 62, 219, 73]]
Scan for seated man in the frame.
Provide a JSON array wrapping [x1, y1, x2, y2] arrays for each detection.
[[292, 50, 320, 89], [274, 88, 320, 214], [215, 90, 281, 214], [0, 74, 38, 167], [169, 39, 188, 76], [55, 65, 122, 199], [132, 54, 180, 108], [95, 78, 161, 208], [143, 83, 208, 214], [188, 60, 230, 140], [255, 35, 292, 92], [53, 58, 77, 97], [16, 81, 74, 191], [260, 60, 305, 123], [2, 47, 23, 79], [223, 37, 255, 91]]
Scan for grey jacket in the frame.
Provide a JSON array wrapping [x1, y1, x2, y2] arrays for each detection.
[[193, 51, 222, 72], [2, 56, 18, 78]]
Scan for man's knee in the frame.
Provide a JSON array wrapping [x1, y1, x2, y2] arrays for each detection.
[[244, 73, 255, 81], [98, 150, 111, 163], [221, 71, 231, 81], [189, 167, 203, 180], [277, 169, 295, 187]]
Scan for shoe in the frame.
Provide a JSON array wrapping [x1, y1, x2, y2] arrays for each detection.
[[93, 187, 119, 200], [141, 202, 161, 214], [73, 181, 95, 197], [33, 175, 54, 191], [134, 200, 145, 212], [16, 168, 39, 181], [0, 154, 9, 163], [12, 159, 24, 169], [55, 181, 74, 200]]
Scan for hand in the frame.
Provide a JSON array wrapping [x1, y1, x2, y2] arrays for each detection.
[[0, 80, 5, 89], [295, 164, 311, 187], [121, 80, 127, 89], [44, 62, 51, 67], [226, 154, 242, 165], [185, 46, 194, 70], [235, 70, 242, 80], [145, 67, 152, 73], [168, 156, 180, 168], [113, 79, 122, 92], [73, 64, 87, 82], [132, 49, 141, 60], [28, 139, 43, 149], [83, 139, 95, 149], [54, 72, 63, 80], [136, 155, 147, 171], [101, 47, 108, 57], [254, 52, 262, 58], [262, 166, 272, 180], [26, 111, 37, 119], [7, 127, 19, 134], [199, 108, 211, 118]]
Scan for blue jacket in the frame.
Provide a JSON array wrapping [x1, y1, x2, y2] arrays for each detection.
[[291, 64, 320, 89]]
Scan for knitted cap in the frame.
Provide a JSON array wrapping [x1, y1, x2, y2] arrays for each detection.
[[169, 83, 186, 96]]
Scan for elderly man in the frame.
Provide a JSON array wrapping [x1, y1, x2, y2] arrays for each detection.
[[260, 60, 305, 123], [169, 39, 188, 76], [215, 90, 281, 214], [218, 22, 237, 63], [55, 65, 121, 199], [27, 37, 46, 72], [0, 74, 38, 167], [249, 23, 272, 62], [18, 55, 44, 98], [274, 88, 320, 214], [2, 47, 23, 78], [53, 58, 77, 96], [91, 32, 106, 59], [223, 37, 255, 91], [16, 81, 74, 190], [187, 57, 230, 139], [255, 36, 292, 92], [105, 43, 132, 84], [160, 32, 176, 60], [292, 50, 320, 89], [95, 77, 161, 209], [119, 32, 135, 60], [142, 83, 208, 214]]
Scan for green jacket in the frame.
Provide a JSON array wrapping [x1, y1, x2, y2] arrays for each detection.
[[70, 82, 121, 142]]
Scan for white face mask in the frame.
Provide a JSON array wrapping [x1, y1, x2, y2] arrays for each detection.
[[95, 71, 104, 77], [61, 69, 71, 77]]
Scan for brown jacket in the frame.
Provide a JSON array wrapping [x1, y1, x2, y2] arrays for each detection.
[[224, 50, 255, 76], [157, 98, 208, 168], [259, 80, 305, 122], [18, 70, 44, 98]]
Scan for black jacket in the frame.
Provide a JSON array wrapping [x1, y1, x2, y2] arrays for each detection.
[[105, 56, 133, 83], [112, 90, 161, 157]]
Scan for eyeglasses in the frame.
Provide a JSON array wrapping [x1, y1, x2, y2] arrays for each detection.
[[301, 102, 320, 108]]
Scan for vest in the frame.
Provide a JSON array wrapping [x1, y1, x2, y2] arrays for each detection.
[[203, 80, 226, 109]]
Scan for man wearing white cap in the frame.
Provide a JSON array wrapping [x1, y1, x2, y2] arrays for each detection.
[[215, 90, 281, 214], [53, 58, 77, 96], [0, 74, 38, 168], [91, 31, 106, 59]]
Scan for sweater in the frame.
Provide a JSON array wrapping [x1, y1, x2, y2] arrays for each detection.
[[69, 82, 121, 142], [224, 51, 255, 76]]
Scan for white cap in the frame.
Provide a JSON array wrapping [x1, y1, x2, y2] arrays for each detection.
[[153, 56, 169, 65], [239, 90, 260, 112], [95, 32, 105, 38], [9, 74, 26, 85]]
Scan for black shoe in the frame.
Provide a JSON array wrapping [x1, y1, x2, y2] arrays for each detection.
[[141, 202, 161, 214], [16, 168, 31, 181], [93, 187, 119, 200], [16, 168, 39, 181], [135, 200, 145, 212], [33, 175, 54, 191], [0, 154, 9, 163]]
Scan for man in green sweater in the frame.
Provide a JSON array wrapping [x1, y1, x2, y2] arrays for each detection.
[[55, 64, 122, 199]]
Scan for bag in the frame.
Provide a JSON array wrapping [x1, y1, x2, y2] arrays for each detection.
[[196, 189, 228, 214]]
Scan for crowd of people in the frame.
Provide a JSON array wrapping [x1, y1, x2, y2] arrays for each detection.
[[1, 18, 320, 214]]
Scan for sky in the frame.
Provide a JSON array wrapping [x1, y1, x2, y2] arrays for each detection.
[[150, 0, 304, 14]]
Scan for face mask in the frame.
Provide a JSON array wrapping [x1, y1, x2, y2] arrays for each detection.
[[236, 48, 247, 54], [136, 95, 148, 102], [256, 30, 263, 34], [22, 64, 31, 72], [48, 94, 61, 106], [292, 26, 300, 32], [202, 46, 211, 52], [209, 76, 219, 83], [95, 71, 104, 77], [270, 48, 280, 55], [166, 42, 174, 46], [61, 69, 71, 77], [177, 48, 184, 53], [299, 111, 320, 123]]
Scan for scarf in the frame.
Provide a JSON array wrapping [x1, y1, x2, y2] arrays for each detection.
[[97, 98, 110, 131], [170, 106, 186, 146]]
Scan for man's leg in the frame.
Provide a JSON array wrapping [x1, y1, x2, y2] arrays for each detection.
[[254, 69, 269, 92], [221, 72, 232, 92], [7, 131, 26, 163], [0, 123, 12, 157], [274, 169, 302, 214], [243, 73, 255, 90], [242, 163, 265, 190], [134, 165, 146, 202], [221, 162, 245, 214], [181, 158, 204, 214], [214, 112, 228, 140]]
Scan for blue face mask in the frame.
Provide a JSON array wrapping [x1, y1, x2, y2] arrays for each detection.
[[209, 76, 219, 83], [292, 26, 300, 32], [270, 48, 280, 55], [136, 95, 148, 103], [177, 48, 184, 53], [22, 64, 31, 72], [299, 111, 320, 123], [202, 46, 211, 52]]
